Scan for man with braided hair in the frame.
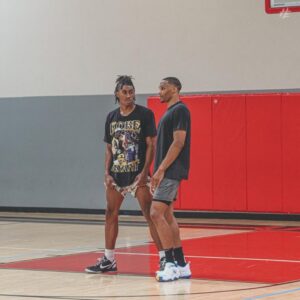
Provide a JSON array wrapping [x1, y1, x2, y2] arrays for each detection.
[[86, 76, 162, 273]]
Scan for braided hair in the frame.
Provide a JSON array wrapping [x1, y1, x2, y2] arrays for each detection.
[[114, 75, 135, 103]]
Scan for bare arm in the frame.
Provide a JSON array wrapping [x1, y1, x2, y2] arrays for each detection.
[[104, 143, 115, 188], [151, 130, 186, 191], [135, 136, 156, 185]]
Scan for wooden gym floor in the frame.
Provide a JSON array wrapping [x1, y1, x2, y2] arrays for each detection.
[[1, 212, 300, 300]]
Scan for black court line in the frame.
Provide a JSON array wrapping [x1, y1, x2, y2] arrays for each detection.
[[0, 280, 299, 299], [0, 215, 286, 231], [0, 216, 147, 227], [272, 226, 300, 232]]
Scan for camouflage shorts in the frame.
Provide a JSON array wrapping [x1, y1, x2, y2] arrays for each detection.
[[109, 177, 151, 197]]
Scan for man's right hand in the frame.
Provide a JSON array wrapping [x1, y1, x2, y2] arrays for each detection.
[[104, 174, 115, 189], [150, 168, 165, 194]]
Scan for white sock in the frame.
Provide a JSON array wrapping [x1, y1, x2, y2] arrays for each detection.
[[159, 250, 165, 260], [105, 249, 115, 261]]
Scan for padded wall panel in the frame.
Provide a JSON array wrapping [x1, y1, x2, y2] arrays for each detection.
[[212, 95, 247, 211], [180, 96, 213, 210], [282, 94, 300, 213], [147, 97, 167, 127], [246, 94, 282, 212]]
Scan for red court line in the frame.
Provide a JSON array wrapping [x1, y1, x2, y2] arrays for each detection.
[[120, 230, 300, 261], [2, 251, 300, 283], [2, 230, 300, 283]]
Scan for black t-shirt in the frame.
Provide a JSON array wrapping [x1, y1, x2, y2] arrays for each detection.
[[154, 101, 191, 180], [104, 104, 156, 187]]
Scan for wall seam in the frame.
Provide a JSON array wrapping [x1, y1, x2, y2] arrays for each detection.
[[211, 96, 215, 210], [281, 94, 284, 213], [245, 95, 248, 212]]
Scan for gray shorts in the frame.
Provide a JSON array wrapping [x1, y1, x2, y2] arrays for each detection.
[[152, 178, 180, 202]]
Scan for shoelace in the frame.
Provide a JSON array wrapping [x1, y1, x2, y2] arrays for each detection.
[[96, 256, 108, 266], [160, 257, 166, 270]]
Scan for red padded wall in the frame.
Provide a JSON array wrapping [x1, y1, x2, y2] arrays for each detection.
[[212, 95, 247, 211], [147, 97, 166, 126], [148, 93, 300, 214], [246, 94, 282, 212], [180, 96, 213, 210], [282, 94, 300, 213]]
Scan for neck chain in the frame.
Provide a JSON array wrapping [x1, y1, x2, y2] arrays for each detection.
[[120, 104, 136, 116]]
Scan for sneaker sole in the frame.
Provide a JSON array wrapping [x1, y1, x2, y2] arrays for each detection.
[[156, 275, 179, 282], [156, 277, 179, 282], [85, 268, 117, 274], [179, 275, 191, 279]]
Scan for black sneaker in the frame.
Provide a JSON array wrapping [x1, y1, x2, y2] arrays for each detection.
[[85, 256, 117, 273], [159, 256, 166, 271]]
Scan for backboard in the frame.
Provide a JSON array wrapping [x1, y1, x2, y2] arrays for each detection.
[[266, 0, 300, 13]]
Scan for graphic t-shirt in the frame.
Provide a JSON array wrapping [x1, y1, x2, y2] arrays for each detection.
[[104, 104, 156, 187], [154, 101, 191, 181]]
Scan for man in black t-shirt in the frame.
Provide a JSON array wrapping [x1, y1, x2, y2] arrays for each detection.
[[85, 76, 162, 273], [150, 77, 192, 282]]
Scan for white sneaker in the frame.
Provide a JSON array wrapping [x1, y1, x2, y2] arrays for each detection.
[[155, 257, 166, 276], [177, 262, 191, 279], [155, 262, 180, 282]]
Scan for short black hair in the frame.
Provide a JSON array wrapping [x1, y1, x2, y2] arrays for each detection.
[[162, 77, 182, 92], [114, 75, 135, 103]]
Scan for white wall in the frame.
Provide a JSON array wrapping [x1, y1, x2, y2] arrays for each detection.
[[0, 0, 300, 97]]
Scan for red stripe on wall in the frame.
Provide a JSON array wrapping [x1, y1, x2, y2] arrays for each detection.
[[246, 94, 282, 212], [282, 94, 300, 213], [212, 95, 247, 211], [180, 96, 213, 210]]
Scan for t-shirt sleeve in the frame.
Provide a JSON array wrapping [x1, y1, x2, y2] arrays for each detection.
[[103, 115, 111, 144], [172, 106, 190, 132], [144, 110, 157, 137]]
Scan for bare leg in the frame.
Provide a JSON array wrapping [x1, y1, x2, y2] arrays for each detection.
[[165, 203, 187, 267], [165, 203, 181, 248], [150, 201, 174, 249], [136, 186, 163, 250], [105, 186, 124, 249]]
